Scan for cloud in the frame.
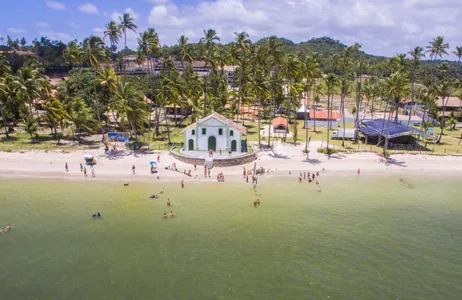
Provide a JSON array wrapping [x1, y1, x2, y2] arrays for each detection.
[[37, 22, 50, 28], [68, 22, 80, 29], [93, 28, 105, 34], [8, 28, 26, 33], [79, 2, 99, 15], [46, 1, 65, 10], [110, 8, 140, 22], [141, 0, 462, 58], [38, 30, 72, 42]]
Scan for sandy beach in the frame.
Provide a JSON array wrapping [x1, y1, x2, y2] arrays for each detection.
[[1, 141, 462, 182]]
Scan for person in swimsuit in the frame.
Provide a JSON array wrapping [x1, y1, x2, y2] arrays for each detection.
[[162, 213, 167, 218], [169, 211, 175, 217], [167, 199, 171, 206], [160, 188, 164, 194]]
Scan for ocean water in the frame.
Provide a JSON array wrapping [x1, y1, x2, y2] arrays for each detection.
[[0, 175, 462, 300]]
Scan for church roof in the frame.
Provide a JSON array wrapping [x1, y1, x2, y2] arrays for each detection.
[[181, 112, 247, 135]]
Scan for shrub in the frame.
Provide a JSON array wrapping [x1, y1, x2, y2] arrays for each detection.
[[317, 147, 338, 155]]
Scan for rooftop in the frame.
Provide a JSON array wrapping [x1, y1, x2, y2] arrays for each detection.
[[182, 112, 247, 135], [435, 97, 462, 108]]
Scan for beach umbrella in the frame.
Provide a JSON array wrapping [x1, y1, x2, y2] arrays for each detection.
[[149, 161, 157, 165]]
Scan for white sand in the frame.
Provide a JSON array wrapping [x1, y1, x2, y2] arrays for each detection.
[[0, 141, 461, 183]]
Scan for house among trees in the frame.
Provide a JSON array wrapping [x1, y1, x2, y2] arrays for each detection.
[[182, 112, 247, 153], [272, 117, 289, 133], [435, 97, 462, 112]]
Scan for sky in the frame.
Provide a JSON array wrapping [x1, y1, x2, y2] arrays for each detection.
[[1, 0, 461, 59]]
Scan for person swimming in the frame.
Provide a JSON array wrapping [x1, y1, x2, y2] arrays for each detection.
[[149, 195, 158, 199], [318, 186, 321, 192], [97, 212, 101, 217], [167, 199, 171, 206], [169, 211, 175, 217], [6, 224, 11, 230], [162, 213, 167, 218]]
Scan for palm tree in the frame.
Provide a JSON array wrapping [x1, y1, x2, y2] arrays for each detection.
[[434, 78, 453, 139], [382, 72, 409, 153], [324, 74, 338, 152], [312, 83, 324, 133], [43, 97, 68, 140], [82, 35, 108, 141], [200, 29, 220, 116], [407, 46, 425, 125], [301, 53, 321, 151], [104, 21, 122, 76], [23, 115, 38, 138], [234, 31, 251, 123], [113, 83, 148, 142], [67, 96, 96, 140], [104, 21, 122, 52], [119, 13, 138, 82], [452, 46, 462, 74], [13, 66, 45, 116], [63, 40, 84, 67], [426, 36, 449, 92], [265, 36, 284, 147]]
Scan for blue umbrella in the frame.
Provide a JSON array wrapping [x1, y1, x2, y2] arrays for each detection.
[[149, 161, 157, 165]]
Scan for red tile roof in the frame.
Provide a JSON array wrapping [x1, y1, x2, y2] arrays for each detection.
[[272, 117, 288, 127], [311, 110, 341, 120]]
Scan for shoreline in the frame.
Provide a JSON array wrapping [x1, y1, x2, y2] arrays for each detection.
[[1, 141, 462, 182]]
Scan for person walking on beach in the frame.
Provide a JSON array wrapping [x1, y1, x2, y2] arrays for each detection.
[[65, 162, 69, 172], [84, 167, 87, 177], [357, 168, 360, 175], [157, 155, 160, 163], [80, 163, 83, 172], [132, 165, 136, 174]]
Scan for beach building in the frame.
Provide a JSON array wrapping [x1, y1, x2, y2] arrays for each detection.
[[360, 119, 432, 150], [272, 117, 289, 133], [182, 112, 247, 153], [435, 97, 462, 112]]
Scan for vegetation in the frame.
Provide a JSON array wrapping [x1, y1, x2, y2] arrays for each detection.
[[1, 16, 462, 156]]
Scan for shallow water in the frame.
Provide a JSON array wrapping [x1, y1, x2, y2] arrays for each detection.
[[1, 175, 462, 299]]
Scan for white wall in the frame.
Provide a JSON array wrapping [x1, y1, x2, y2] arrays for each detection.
[[184, 117, 241, 152]]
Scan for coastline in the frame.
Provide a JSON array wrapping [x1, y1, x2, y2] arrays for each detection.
[[1, 141, 462, 182]]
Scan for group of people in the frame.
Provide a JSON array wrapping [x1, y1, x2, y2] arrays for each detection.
[[0, 224, 12, 233], [74, 162, 95, 178], [217, 172, 225, 182], [298, 170, 323, 192], [163, 211, 175, 218]]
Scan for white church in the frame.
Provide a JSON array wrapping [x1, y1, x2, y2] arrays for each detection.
[[182, 112, 247, 153]]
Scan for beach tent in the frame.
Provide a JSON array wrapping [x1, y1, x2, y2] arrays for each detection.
[[296, 105, 310, 120]]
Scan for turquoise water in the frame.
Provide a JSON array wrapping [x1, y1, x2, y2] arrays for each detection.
[[1, 176, 462, 299]]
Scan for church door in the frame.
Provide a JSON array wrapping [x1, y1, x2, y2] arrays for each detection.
[[188, 139, 194, 151], [208, 136, 217, 151], [231, 140, 237, 152]]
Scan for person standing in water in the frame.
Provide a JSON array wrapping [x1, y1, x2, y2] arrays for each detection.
[[132, 165, 136, 174], [181, 180, 184, 188], [167, 198, 171, 206]]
